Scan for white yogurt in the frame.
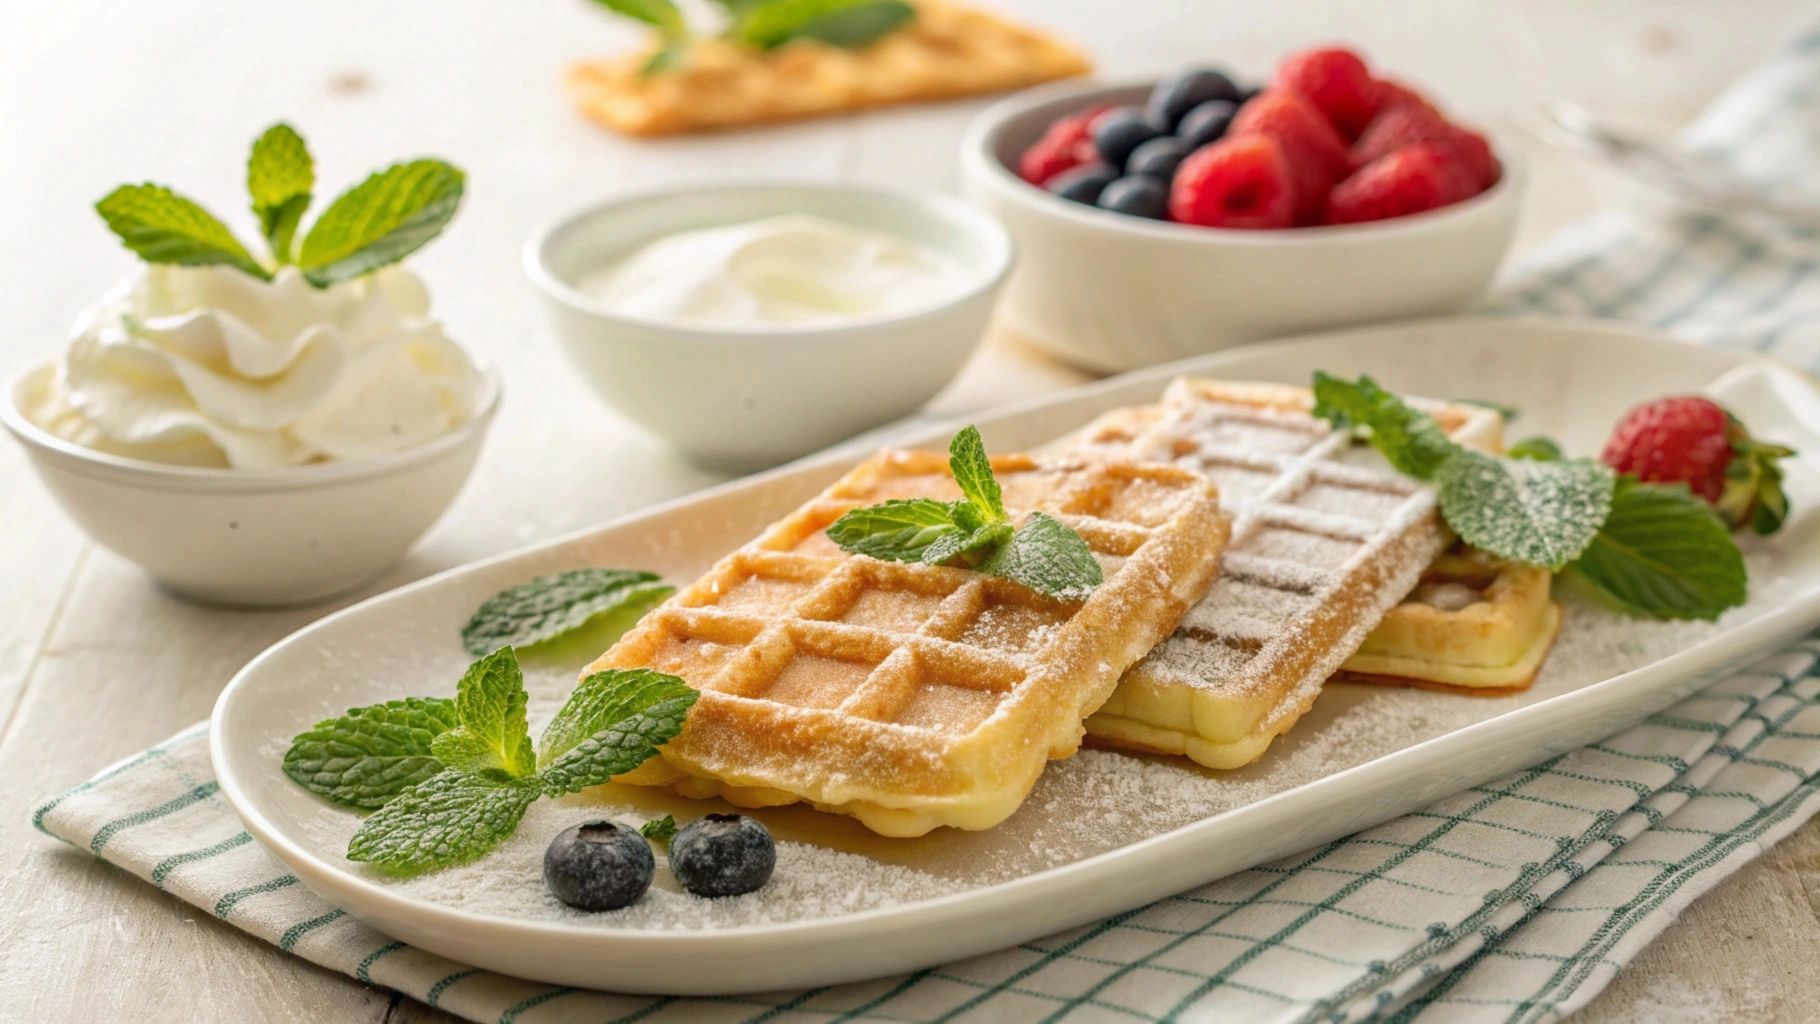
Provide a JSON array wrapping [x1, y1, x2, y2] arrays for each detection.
[[581, 214, 973, 328], [24, 264, 484, 469]]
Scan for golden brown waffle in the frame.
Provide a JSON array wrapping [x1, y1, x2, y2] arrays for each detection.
[[1335, 546, 1561, 694], [595, 447, 1227, 836], [1072, 379, 1504, 770], [565, 1, 1090, 137]]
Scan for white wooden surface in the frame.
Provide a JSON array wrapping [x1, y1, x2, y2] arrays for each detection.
[[3, 1, 1818, 1019]]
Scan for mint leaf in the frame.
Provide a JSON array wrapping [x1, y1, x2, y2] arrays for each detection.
[[431, 648, 536, 778], [827, 498, 965, 561], [948, 425, 1005, 520], [297, 159, 464, 287], [589, 0, 687, 36], [977, 512, 1104, 598], [346, 769, 540, 875], [282, 697, 458, 810], [96, 184, 270, 281], [921, 518, 1015, 567], [247, 123, 314, 263], [1435, 449, 1614, 571], [736, 0, 914, 48], [641, 815, 678, 842], [1507, 436, 1564, 462], [1568, 477, 1747, 620], [642, 41, 689, 74], [537, 671, 698, 796], [1312, 372, 1459, 479], [462, 568, 673, 656]]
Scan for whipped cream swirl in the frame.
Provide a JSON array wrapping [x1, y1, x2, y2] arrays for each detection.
[[24, 264, 484, 469]]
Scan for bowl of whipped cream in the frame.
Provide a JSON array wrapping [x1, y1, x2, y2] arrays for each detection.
[[525, 182, 1012, 469], [2, 263, 500, 606]]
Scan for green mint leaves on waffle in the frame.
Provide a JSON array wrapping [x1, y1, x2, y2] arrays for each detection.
[[588, 0, 914, 75], [282, 698, 459, 811], [98, 122, 464, 289], [1313, 372, 1747, 620], [287, 647, 698, 876], [462, 568, 675, 656], [826, 426, 1104, 599]]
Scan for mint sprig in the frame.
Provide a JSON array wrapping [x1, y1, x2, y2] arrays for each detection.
[[826, 427, 1103, 599], [97, 122, 464, 290], [1312, 373, 1748, 620], [289, 647, 698, 876], [641, 814, 678, 842], [462, 568, 674, 656], [586, 0, 914, 73]]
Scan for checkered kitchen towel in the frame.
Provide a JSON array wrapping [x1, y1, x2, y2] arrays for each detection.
[[33, 25, 1820, 1024]]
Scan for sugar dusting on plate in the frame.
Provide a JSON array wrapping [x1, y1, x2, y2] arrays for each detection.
[[311, 544, 1811, 932]]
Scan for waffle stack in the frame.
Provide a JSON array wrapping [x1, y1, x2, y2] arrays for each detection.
[[566, 1, 1090, 137], [1073, 379, 1503, 770], [1336, 546, 1561, 694], [598, 447, 1227, 836]]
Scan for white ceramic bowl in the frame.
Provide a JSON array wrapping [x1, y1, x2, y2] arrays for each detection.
[[525, 182, 1013, 471], [1, 362, 502, 607], [960, 80, 1526, 373]]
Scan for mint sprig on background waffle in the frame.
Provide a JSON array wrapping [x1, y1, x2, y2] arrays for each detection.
[[1313, 373, 1746, 621], [589, 0, 915, 74]]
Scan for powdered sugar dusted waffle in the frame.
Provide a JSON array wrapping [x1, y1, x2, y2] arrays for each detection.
[[595, 446, 1227, 836], [1336, 546, 1561, 693], [1072, 379, 1503, 770]]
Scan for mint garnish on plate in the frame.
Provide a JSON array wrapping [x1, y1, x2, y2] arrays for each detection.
[[826, 426, 1104, 599], [1313, 372, 1747, 621], [641, 814, 679, 842], [462, 569, 675, 656], [588, 0, 914, 74], [285, 647, 697, 876], [96, 123, 464, 289]]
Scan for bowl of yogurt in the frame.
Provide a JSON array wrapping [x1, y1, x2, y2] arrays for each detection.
[[2, 263, 501, 606], [525, 182, 1012, 469]]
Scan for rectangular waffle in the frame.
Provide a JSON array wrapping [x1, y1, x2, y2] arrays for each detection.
[[566, 1, 1091, 137], [595, 447, 1228, 836], [1071, 379, 1503, 771], [1334, 546, 1562, 694]]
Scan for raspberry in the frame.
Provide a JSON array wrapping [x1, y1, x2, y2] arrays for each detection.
[[1229, 90, 1351, 224], [1017, 105, 1114, 186], [1272, 47, 1380, 140], [1601, 395, 1794, 533], [1169, 134, 1295, 229], [1324, 144, 1473, 225], [1352, 103, 1499, 191]]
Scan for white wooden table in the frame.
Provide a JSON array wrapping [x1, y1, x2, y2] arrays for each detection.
[[4, 1, 1818, 1019]]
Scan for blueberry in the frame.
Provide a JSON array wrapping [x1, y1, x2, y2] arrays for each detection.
[[1176, 100, 1238, 151], [1047, 164, 1118, 205], [1092, 107, 1165, 168], [669, 813, 775, 897], [1098, 175, 1170, 220], [1126, 137, 1189, 180], [544, 820, 654, 911], [1146, 69, 1242, 130], [1236, 85, 1263, 106]]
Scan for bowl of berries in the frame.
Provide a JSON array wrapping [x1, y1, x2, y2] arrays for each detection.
[[960, 47, 1524, 373]]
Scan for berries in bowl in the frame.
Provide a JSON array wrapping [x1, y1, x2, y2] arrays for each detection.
[[960, 46, 1524, 372]]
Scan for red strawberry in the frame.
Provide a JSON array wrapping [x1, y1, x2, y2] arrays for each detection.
[[1017, 105, 1115, 186], [1373, 77, 1439, 116], [1353, 103, 1499, 191], [1230, 90, 1351, 224], [1170, 134, 1295, 229], [1273, 47, 1380, 140], [1324, 143, 1474, 225], [1601, 396, 1796, 534]]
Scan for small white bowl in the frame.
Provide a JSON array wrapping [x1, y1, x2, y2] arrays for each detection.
[[524, 182, 1013, 470], [960, 80, 1526, 373], [1, 362, 502, 607]]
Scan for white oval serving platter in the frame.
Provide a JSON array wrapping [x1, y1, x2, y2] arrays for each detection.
[[213, 316, 1820, 994]]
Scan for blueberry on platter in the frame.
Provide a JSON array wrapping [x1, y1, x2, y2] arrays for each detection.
[[1098, 175, 1170, 220], [1146, 68, 1242, 129], [544, 821, 655, 911], [1047, 164, 1119, 205], [1091, 107, 1165, 168], [669, 813, 776, 897]]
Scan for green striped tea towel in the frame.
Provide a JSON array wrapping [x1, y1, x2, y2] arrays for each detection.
[[32, 22, 1820, 1024]]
